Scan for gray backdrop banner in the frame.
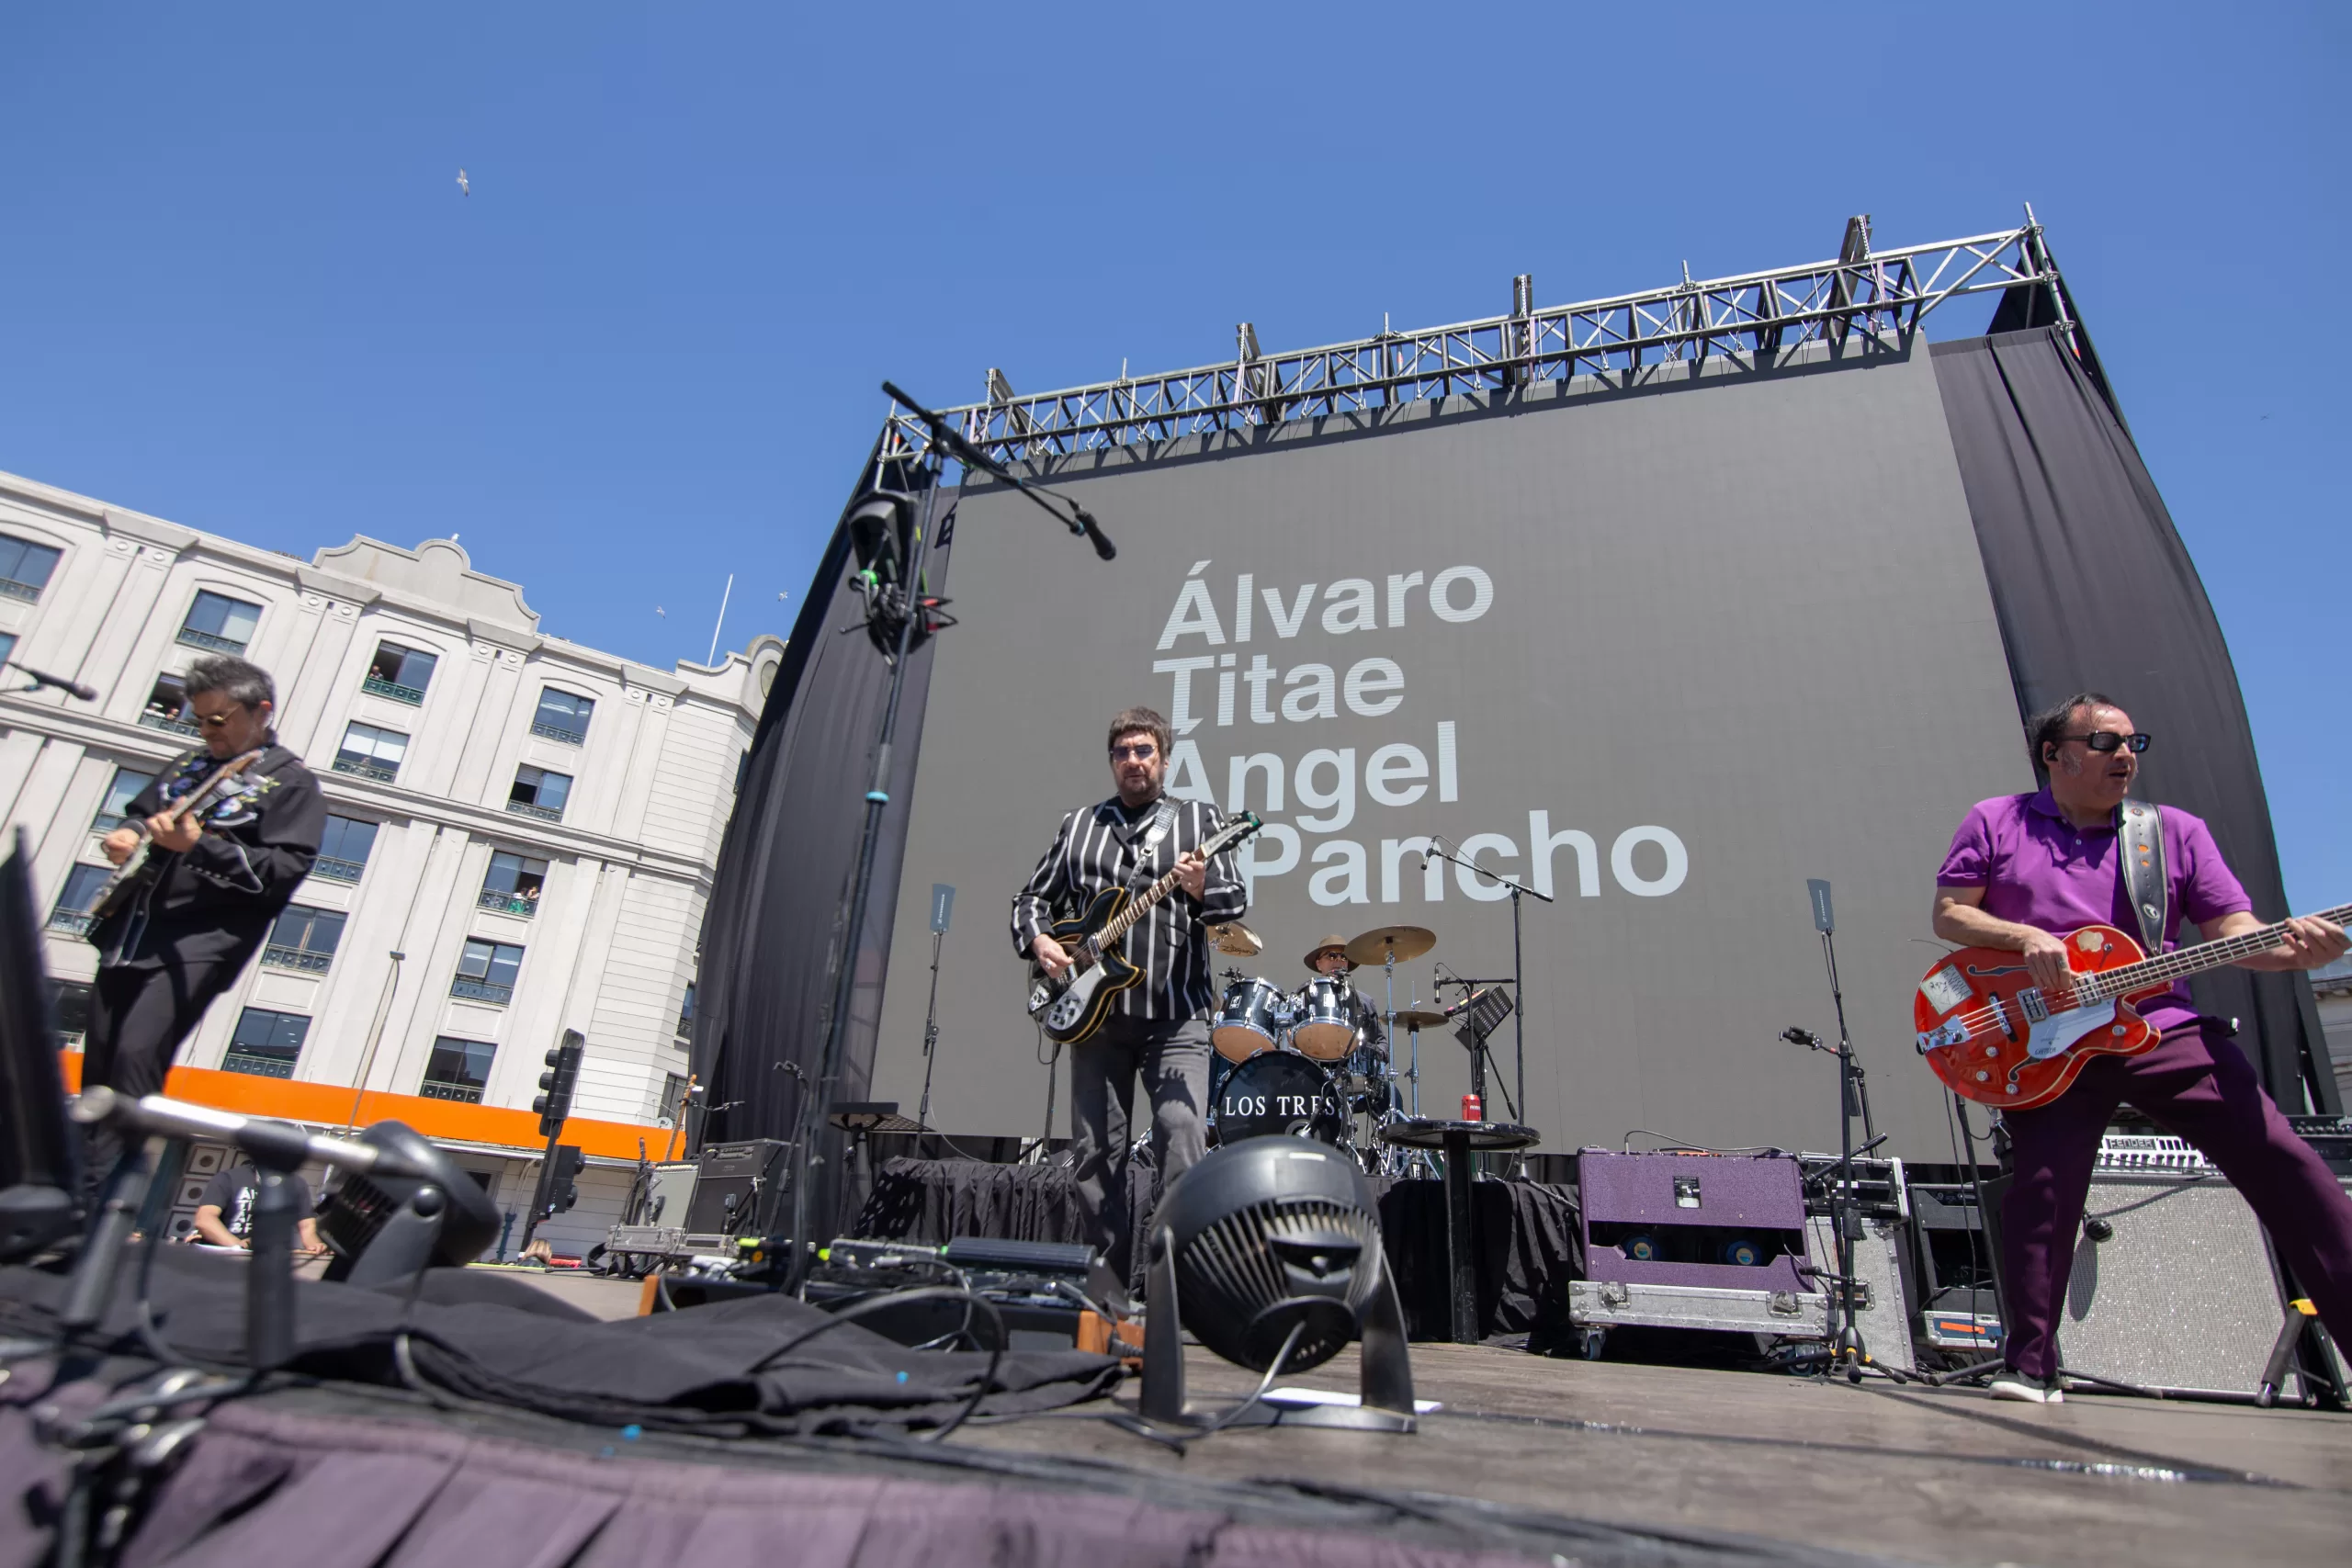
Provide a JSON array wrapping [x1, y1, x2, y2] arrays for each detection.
[[1929, 328, 2335, 1111], [872, 339, 2035, 1156]]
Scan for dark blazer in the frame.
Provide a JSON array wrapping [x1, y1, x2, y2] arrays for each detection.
[[93, 741, 325, 969]]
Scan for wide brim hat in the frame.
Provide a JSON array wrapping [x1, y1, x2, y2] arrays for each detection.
[[1303, 934, 1356, 972]]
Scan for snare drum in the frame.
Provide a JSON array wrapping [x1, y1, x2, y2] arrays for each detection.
[[1290, 976, 1360, 1061], [1210, 976, 1293, 1063]]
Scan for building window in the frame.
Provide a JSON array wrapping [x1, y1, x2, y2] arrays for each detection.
[[676, 981, 695, 1040], [363, 641, 437, 705], [735, 750, 750, 795], [48, 863, 112, 936], [223, 1007, 309, 1078], [451, 938, 524, 1005], [177, 590, 262, 654], [480, 851, 548, 916], [659, 1072, 688, 1127], [51, 979, 93, 1050], [263, 905, 345, 972], [140, 673, 198, 737], [334, 721, 407, 783], [530, 688, 593, 745], [92, 767, 156, 835], [0, 535, 62, 604], [0, 632, 17, 667], [507, 765, 571, 822], [312, 815, 379, 883], [421, 1037, 496, 1103]]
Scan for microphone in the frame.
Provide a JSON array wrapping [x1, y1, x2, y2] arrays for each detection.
[[5, 660, 98, 701], [1073, 505, 1117, 561]]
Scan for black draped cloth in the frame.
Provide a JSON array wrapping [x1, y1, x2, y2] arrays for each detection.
[[855, 1156, 1581, 1344], [1929, 327, 2334, 1107]]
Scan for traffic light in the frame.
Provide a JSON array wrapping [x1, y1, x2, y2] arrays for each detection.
[[543, 1145, 582, 1218], [535, 1029, 584, 1136]]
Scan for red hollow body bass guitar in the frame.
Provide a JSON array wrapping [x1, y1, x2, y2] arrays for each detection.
[[1916, 901, 2351, 1109]]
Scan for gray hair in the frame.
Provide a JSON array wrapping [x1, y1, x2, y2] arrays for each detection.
[[183, 654, 276, 711]]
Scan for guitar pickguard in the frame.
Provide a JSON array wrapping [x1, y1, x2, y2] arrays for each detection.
[[2022, 998, 2119, 1063]]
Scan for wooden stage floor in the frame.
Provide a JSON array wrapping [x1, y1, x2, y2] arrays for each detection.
[[957, 1340, 2352, 1567]]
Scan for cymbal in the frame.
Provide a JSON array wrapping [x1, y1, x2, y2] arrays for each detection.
[[1389, 1008, 1451, 1031], [1344, 924, 1435, 965], [1206, 920, 1264, 957]]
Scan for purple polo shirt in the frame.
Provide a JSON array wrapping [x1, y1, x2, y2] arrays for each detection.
[[1936, 788, 2252, 1032]]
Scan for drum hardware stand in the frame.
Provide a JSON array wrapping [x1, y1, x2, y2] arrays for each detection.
[[914, 885, 954, 1132]]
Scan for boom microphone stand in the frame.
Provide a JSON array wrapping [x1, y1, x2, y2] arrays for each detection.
[[1787, 879, 1909, 1385], [1420, 836, 1554, 1115], [786, 386, 1114, 1292]]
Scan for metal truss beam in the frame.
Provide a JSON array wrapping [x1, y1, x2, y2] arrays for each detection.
[[884, 214, 2081, 468]]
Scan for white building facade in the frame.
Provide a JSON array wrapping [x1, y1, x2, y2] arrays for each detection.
[[0, 469, 777, 1242]]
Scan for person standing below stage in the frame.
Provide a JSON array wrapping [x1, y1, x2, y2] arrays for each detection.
[[1933, 691, 2351, 1404], [84, 656, 323, 1182], [188, 1147, 328, 1256], [1301, 934, 1387, 1057], [1012, 706, 1247, 1283]]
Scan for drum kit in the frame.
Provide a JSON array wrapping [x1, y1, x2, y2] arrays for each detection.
[[1203, 919, 1465, 1177]]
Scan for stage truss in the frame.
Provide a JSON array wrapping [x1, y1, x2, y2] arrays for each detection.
[[884, 212, 2082, 468]]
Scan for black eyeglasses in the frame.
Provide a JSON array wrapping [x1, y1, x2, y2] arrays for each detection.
[[2063, 731, 2152, 754], [1110, 744, 1159, 761]]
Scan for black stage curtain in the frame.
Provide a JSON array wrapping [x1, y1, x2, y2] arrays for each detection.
[[1930, 329, 2335, 1110], [855, 1156, 1581, 1344], [691, 449, 959, 1213]]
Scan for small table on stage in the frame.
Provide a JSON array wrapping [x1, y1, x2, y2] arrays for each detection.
[[1378, 1118, 1542, 1344]]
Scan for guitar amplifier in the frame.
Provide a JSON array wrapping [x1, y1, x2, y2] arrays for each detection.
[[684, 1139, 793, 1237], [2056, 1166, 2346, 1401]]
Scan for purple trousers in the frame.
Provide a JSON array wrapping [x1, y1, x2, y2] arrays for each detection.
[[1999, 1021, 2352, 1381]]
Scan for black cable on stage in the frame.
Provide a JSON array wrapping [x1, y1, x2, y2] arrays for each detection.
[[741, 1284, 1007, 1442]]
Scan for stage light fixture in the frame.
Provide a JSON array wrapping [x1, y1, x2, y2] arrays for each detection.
[[1139, 1137, 1417, 1432], [845, 491, 914, 588]]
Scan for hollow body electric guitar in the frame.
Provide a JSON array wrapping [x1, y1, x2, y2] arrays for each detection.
[[87, 750, 267, 922], [1916, 900, 2352, 1109], [1027, 810, 1262, 1046]]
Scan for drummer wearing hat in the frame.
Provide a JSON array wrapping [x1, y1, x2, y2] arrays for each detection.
[[1303, 934, 1387, 1057]]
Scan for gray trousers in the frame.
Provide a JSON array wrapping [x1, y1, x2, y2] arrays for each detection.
[[1069, 1011, 1210, 1282]]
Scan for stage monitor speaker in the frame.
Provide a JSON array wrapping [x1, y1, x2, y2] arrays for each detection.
[[685, 1139, 791, 1236], [1803, 1213, 1916, 1371], [642, 1161, 699, 1228], [2057, 1170, 2342, 1402]]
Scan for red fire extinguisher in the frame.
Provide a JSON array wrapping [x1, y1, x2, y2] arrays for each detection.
[[1461, 1093, 1483, 1122]]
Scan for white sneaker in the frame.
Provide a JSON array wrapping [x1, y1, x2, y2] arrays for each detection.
[[1988, 1371, 2064, 1404]]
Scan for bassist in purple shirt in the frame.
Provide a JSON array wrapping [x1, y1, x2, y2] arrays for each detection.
[[1933, 692, 2350, 1404]]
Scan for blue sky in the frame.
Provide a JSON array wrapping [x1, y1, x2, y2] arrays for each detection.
[[4, 5, 2345, 907]]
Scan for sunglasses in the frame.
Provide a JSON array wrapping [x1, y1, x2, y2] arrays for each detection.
[[2062, 730, 2152, 754], [1111, 744, 1159, 761]]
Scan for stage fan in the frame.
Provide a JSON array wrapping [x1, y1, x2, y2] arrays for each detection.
[[318, 1122, 502, 1284]]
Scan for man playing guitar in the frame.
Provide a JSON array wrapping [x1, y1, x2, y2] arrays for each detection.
[[1933, 691, 2350, 1403], [1012, 706, 1247, 1285]]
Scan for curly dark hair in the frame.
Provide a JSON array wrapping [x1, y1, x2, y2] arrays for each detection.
[[2026, 690, 2120, 773], [1106, 705, 1171, 757]]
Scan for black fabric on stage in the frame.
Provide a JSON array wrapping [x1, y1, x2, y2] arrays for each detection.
[[1931, 328, 2335, 1110], [855, 1156, 1581, 1343], [0, 1244, 1115, 1434], [690, 449, 957, 1217]]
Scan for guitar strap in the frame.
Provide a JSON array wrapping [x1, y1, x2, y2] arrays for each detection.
[[2115, 799, 2168, 954]]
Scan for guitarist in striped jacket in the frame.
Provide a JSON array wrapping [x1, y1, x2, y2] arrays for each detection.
[[83, 656, 322, 1187], [1012, 705, 1247, 1283], [1932, 691, 2349, 1404]]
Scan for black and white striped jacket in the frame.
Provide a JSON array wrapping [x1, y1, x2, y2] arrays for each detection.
[[1010, 794, 1248, 1021]]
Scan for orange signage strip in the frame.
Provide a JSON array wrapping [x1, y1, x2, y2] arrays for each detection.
[[59, 1054, 685, 1162]]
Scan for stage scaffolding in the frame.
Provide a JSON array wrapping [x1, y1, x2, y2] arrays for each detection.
[[885, 211, 2083, 468]]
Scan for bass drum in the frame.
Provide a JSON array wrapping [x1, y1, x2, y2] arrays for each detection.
[[1210, 1051, 1350, 1146], [1211, 976, 1292, 1063], [1289, 976, 1359, 1061]]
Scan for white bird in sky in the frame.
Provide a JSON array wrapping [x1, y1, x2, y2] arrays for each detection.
[[655, 606, 666, 617], [456, 168, 470, 197]]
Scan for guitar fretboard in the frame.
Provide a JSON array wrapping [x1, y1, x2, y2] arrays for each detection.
[[2075, 903, 2352, 1001]]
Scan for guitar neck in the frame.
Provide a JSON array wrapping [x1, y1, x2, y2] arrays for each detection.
[[1101, 863, 1186, 948], [2078, 902, 2352, 999]]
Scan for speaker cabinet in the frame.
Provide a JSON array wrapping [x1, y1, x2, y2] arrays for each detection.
[[684, 1139, 793, 1236], [2057, 1172, 2331, 1401], [1803, 1213, 1916, 1371]]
